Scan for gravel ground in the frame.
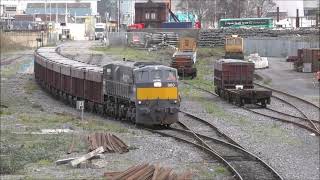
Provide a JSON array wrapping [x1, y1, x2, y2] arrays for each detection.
[[255, 57, 320, 105], [2, 40, 317, 179], [180, 82, 319, 180], [1, 44, 232, 179], [58, 41, 319, 180]]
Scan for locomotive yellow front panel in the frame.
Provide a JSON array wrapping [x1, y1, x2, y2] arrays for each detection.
[[137, 87, 178, 100]]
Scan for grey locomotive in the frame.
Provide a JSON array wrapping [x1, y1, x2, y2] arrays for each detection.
[[34, 47, 180, 126], [103, 61, 180, 125]]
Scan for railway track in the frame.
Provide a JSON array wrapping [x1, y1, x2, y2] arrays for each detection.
[[254, 82, 320, 134], [0, 55, 25, 66], [150, 111, 283, 179], [181, 81, 320, 135]]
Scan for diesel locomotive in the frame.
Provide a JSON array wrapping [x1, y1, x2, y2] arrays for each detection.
[[34, 47, 180, 126]]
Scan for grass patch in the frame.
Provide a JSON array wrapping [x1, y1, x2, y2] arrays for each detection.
[[202, 100, 230, 118], [77, 119, 129, 133], [0, 130, 71, 174], [19, 113, 77, 126], [0, 109, 13, 116], [24, 79, 39, 94], [252, 123, 300, 145], [36, 159, 52, 166], [214, 166, 229, 175], [262, 78, 272, 85], [197, 47, 225, 59], [91, 46, 174, 65]]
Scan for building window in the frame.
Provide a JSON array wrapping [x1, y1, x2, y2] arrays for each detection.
[[5, 6, 16, 12], [145, 12, 150, 19], [151, 12, 156, 19]]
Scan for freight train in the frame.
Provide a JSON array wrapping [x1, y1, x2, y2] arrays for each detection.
[[214, 59, 272, 107], [34, 47, 180, 126]]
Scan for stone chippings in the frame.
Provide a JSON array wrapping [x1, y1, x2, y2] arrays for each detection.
[[198, 28, 320, 47]]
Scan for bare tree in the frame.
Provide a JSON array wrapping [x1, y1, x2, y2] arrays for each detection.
[[242, 0, 276, 17], [176, 0, 216, 27]]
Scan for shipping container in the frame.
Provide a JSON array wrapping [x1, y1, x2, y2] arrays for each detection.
[[160, 22, 192, 29]]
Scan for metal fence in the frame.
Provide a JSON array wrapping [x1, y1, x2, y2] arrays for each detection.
[[244, 37, 319, 57], [106, 32, 148, 47]]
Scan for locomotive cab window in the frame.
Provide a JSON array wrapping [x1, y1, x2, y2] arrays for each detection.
[[235, 38, 242, 45], [226, 39, 235, 45], [151, 70, 162, 80], [136, 70, 149, 82], [164, 70, 177, 81]]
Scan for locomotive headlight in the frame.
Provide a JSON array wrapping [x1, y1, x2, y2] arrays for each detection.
[[174, 100, 177, 104], [138, 101, 142, 104], [154, 82, 162, 87]]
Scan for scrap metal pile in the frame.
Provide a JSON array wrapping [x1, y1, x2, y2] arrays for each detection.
[[104, 163, 193, 180], [87, 132, 129, 153]]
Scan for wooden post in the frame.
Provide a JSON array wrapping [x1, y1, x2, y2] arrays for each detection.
[[70, 146, 104, 167]]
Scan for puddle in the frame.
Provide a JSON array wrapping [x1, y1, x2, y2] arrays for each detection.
[[18, 59, 34, 74]]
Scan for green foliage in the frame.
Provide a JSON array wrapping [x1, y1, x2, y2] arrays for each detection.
[[0, 109, 12, 116], [214, 166, 229, 175], [0, 130, 70, 174], [24, 79, 39, 94], [197, 47, 225, 59]]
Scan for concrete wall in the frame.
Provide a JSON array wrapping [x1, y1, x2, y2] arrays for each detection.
[[1, 30, 49, 49], [244, 37, 319, 57]]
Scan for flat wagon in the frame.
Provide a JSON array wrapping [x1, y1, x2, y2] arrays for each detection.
[[214, 59, 271, 107]]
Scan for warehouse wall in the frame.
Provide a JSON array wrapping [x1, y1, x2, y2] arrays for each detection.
[[244, 37, 319, 57]]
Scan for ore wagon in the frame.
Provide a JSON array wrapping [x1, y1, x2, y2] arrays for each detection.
[[214, 59, 271, 107]]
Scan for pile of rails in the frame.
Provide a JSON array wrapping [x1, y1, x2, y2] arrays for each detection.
[[289, 48, 320, 72], [104, 163, 193, 179], [87, 132, 129, 153], [198, 28, 320, 47]]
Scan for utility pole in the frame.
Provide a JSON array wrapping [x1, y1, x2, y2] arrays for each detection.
[[45, 0, 47, 23], [118, 0, 120, 32], [214, 0, 216, 27], [49, 0, 51, 22]]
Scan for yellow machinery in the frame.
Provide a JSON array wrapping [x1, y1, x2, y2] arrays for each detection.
[[225, 35, 244, 60], [171, 37, 197, 78]]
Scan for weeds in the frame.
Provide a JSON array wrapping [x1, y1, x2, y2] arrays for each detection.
[[0, 130, 71, 174], [91, 46, 174, 65], [77, 119, 129, 133], [214, 166, 229, 175], [24, 80, 39, 94], [0, 109, 12, 116]]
